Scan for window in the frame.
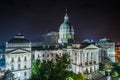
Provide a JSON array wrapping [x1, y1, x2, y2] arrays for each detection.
[[42, 54, 44, 57], [24, 56, 27, 61], [51, 53, 53, 57], [18, 64, 21, 69], [24, 72, 27, 76], [47, 54, 49, 57], [11, 57, 14, 62], [24, 65, 27, 69], [18, 57, 21, 62], [38, 55, 40, 58], [91, 53, 92, 61], [32, 54, 35, 60], [11, 64, 14, 70], [75, 53, 77, 56]]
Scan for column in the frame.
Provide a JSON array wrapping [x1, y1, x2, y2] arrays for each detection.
[[95, 51, 98, 64], [93, 52, 95, 64], [87, 52, 91, 65]]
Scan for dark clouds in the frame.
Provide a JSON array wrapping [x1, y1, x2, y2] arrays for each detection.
[[0, 0, 120, 43]]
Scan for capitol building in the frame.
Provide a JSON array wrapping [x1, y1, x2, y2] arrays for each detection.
[[0, 12, 115, 80]]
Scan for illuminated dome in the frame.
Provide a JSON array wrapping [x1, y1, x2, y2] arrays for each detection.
[[7, 33, 30, 43], [60, 22, 73, 30], [58, 11, 74, 44], [59, 13, 73, 30]]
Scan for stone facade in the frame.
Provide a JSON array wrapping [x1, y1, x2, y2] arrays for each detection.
[[5, 34, 31, 80]]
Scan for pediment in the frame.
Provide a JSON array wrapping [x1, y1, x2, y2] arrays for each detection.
[[7, 48, 31, 54], [84, 44, 99, 50]]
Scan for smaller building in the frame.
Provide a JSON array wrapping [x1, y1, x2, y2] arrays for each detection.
[[65, 43, 99, 74], [41, 32, 59, 44], [32, 43, 63, 62], [5, 33, 31, 80], [96, 38, 115, 62]]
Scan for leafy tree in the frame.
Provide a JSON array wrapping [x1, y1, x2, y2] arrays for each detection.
[[66, 71, 86, 80], [99, 63, 105, 70], [31, 59, 42, 80], [112, 71, 119, 78], [31, 53, 86, 80]]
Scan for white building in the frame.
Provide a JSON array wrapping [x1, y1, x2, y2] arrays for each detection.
[[97, 38, 115, 62], [31, 42, 99, 74], [65, 43, 99, 74], [32, 43, 64, 62], [5, 33, 31, 80]]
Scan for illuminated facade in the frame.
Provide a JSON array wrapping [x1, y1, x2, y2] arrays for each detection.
[[97, 38, 115, 62], [65, 44, 99, 74], [32, 43, 64, 62], [5, 34, 31, 80], [0, 12, 116, 80], [32, 43, 99, 74]]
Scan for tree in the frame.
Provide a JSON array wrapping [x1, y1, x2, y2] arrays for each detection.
[[66, 71, 86, 80], [31, 53, 86, 80], [31, 59, 42, 80], [112, 71, 119, 78], [99, 63, 105, 70], [31, 53, 71, 80]]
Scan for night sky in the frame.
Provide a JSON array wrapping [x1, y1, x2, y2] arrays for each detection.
[[0, 0, 120, 43]]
